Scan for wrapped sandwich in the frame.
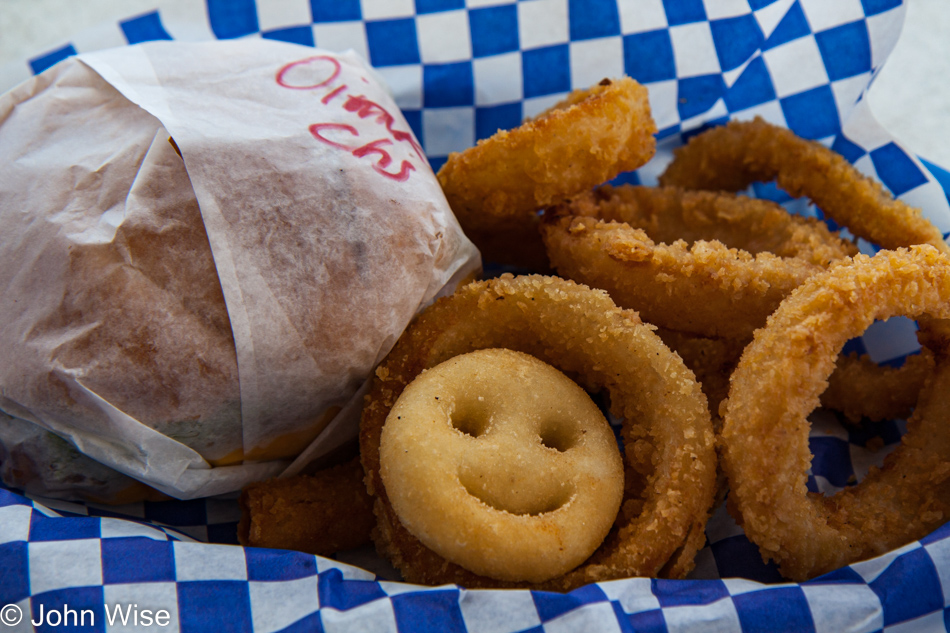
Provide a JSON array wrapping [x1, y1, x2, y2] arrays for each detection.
[[0, 40, 479, 502]]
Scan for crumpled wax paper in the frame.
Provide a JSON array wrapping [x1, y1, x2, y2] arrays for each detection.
[[0, 39, 479, 501]]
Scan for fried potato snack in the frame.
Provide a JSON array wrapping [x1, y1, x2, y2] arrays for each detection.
[[360, 275, 717, 590], [380, 349, 624, 583]]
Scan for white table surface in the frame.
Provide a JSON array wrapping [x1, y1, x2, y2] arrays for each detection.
[[1, 0, 949, 167]]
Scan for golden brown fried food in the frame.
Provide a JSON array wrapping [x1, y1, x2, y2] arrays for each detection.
[[658, 326, 933, 424], [439, 78, 655, 224], [238, 457, 374, 556], [360, 274, 717, 590], [654, 327, 745, 419], [821, 350, 934, 423], [542, 185, 857, 339], [437, 77, 656, 265], [721, 246, 950, 581], [661, 117, 950, 379], [659, 117, 949, 254], [379, 348, 624, 583]]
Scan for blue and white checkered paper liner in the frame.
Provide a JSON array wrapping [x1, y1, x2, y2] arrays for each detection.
[[5, 486, 950, 632], [3, 0, 950, 631]]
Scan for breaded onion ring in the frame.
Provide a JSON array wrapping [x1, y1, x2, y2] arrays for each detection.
[[822, 350, 933, 423], [438, 78, 655, 224], [437, 78, 656, 266], [238, 457, 374, 556], [654, 328, 745, 420], [721, 245, 950, 581], [360, 274, 717, 590], [658, 326, 932, 424], [542, 185, 857, 339], [659, 117, 949, 254]]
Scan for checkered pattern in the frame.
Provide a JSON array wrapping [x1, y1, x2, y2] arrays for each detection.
[[3, 0, 950, 631], [3, 0, 944, 244], [27, 491, 243, 545], [4, 483, 950, 632]]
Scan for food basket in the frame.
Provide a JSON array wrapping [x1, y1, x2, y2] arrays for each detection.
[[2, 0, 950, 630]]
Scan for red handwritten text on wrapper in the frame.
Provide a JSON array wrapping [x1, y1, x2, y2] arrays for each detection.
[[276, 55, 423, 182]]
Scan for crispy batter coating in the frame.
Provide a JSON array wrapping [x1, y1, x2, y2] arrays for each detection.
[[654, 327, 745, 420], [659, 117, 950, 254], [720, 246, 950, 580], [437, 77, 656, 265], [438, 78, 655, 224], [360, 275, 717, 591], [822, 350, 933, 423], [544, 182, 938, 420], [238, 458, 374, 556], [658, 326, 932, 424], [542, 185, 857, 339]]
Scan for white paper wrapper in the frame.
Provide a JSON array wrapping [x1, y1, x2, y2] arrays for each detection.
[[0, 39, 480, 501]]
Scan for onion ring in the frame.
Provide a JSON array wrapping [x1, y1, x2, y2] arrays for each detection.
[[238, 457, 374, 556], [360, 274, 717, 590], [659, 117, 949, 254], [720, 245, 950, 580], [658, 326, 933, 424], [438, 78, 655, 224], [542, 181, 937, 416], [541, 185, 857, 339], [653, 327, 745, 420], [437, 77, 656, 266], [821, 350, 933, 423]]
